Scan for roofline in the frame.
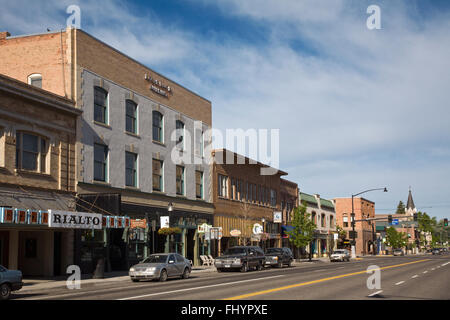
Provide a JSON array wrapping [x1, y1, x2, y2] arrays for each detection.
[[0, 73, 81, 116], [333, 197, 375, 204], [212, 148, 288, 176], [3, 28, 212, 104], [75, 29, 211, 104]]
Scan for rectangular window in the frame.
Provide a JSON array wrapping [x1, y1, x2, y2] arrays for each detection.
[[125, 152, 137, 187], [152, 159, 163, 192], [16, 132, 48, 173], [218, 174, 228, 198], [196, 171, 203, 199], [94, 87, 108, 124], [176, 166, 185, 195], [343, 216, 349, 228], [152, 111, 163, 143], [125, 100, 137, 134], [94, 143, 108, 182], [270, 189, 277, 207], [176, 120, 185, 151]]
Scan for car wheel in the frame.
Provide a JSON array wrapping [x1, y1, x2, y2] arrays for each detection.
[[240, 262, 248, 273], [277, 260, 283, 268], [217, 268, 222, 273], [256, 262, 263, 271], [159, 269, 168, 282], [181, 267, 190, 279], [287, 260, 292, 267], [0, 284, 11, 300], [131, 279, 139, 283]]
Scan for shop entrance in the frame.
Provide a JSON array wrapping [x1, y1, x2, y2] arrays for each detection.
[[186, 229, 195, 261], [109, 229, 127, 271]]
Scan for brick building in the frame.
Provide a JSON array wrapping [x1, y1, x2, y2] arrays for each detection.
[[334, 197, 376, 256], [212, 149, 288, 255], [279, 179, 298, 249], [0, 73, 81, 276], [0, 28, 214, 269]]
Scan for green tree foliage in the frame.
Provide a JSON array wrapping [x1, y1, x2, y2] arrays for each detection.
[[336, 225, 347, 239], [287, 202, 317, 257], [385, 227, 408, 249], [396, 201, 406, 214]]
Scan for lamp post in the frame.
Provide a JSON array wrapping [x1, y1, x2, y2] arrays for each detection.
[[351, 187, 387, 259], [261, 218, 265, 250]]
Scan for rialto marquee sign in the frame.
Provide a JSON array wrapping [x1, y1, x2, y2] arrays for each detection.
[[48, 210, 102, 230]]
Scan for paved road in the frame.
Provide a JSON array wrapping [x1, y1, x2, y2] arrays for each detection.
[[12, 254, 450, 300]]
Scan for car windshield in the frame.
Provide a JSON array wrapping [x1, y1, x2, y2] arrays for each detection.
[[142, 255, 168, 263], [224, 248, 247, 255], [266, 248, 282, 254]]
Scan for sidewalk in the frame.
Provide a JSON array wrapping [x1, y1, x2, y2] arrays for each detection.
[[20, 266, 216, 293]]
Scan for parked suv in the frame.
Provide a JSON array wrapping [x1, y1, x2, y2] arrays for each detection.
[[0, 265, 23, 300], [265, 247, 294, 268], [215, 246, 265, 272]]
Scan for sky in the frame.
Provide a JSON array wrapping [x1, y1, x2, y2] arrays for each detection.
[[1, 0, 450, 220]]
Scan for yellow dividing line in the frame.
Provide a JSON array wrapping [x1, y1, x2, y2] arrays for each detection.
[[224, 259, 430, 300]]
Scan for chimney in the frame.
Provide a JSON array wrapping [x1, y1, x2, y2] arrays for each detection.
[[0, 31, 11, 40]]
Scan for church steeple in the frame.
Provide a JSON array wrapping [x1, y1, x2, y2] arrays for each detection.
[[406, 187, 417, 215]]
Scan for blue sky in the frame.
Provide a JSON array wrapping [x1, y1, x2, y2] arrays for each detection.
[[1, 0, 450, 220]]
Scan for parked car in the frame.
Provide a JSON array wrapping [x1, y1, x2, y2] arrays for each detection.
[[129, 253, 191, 282], [330, 249, 351, 262], [0, 265, 23, 300], [264, 247, 294, 268], [393, 249, 404, 256], [432, 249, 441, 255], [215, 246, 265, 272]]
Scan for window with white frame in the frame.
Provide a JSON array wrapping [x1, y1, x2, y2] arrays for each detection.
[[195, 171, 203, 199], [218, 174, 228, 198], [125, 100, 138, 134], [176, 120, 184, 151], [343, 215, 349, 228], [15, 132, 48, 173], [152, 111, 163, 143], [152, 159, 163, 192], [94, 143, 108, 182], [28, 74, 42, 88], [194, 126, 204, 157], [176, 165, 185, 195]]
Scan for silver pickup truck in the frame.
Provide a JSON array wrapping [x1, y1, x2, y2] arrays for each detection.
[[0, 265, 23, 300]]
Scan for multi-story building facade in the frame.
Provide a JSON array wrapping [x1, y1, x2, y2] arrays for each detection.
[[212, 149, 288, 255], [0, 74, 81, 276], [334, 197, 376, 256], [0, 28, 214, 269], [298, 192, 337, 258], [279, 179, 298, 250]]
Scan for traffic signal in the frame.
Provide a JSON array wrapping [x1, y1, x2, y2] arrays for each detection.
[[413, 213, 418, 221], [445, 218, 448, 227], [388, 215, 392, 224]]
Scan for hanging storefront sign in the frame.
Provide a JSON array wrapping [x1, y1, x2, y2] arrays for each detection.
[[230, 229, 241, 237], [0, 207, 48, 225], [273, 211, 282, 223], [130, 219, 147, 229], [0, 207, 14, 223], [160, 216, 170, 228], [48, 210, 102, 229], [252, 223, 263, 235], [197, 223, 210, 234]]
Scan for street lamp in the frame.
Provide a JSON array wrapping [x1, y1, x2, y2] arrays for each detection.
[[351, 187, 388, 259]]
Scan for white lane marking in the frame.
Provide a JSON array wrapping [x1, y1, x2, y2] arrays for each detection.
[[423, 271, 428, 274], [368, 290, 383, 297], [436, 266, 440, 269], [442, 262, 449, 266], [118, 275, 285, 300], [412, 275, 418, 278], [431, 268, 435, 271], [395, 281, 405, 285]]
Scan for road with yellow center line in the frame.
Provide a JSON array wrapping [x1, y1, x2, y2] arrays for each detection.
[[224, 259, 430, 300]]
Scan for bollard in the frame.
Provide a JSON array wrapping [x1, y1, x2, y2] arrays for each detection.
[[92, 257, 105, 279]]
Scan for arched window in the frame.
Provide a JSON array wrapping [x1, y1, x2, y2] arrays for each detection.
[[321, 214, 326, 228], [28, 74, 42, 88], [94, 86, 108, 124], [330, 215, 335, 229], [175, 120, 184, 150], [125, 100, 138, 134], [16, 132, 48, 173], [152, 111, 163, 143]]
